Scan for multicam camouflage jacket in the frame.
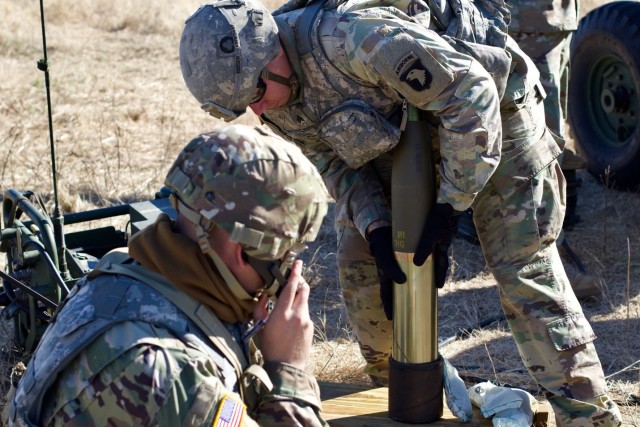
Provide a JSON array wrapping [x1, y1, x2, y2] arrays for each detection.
[[261, 0, 541, 236], [7, 251, 326, 427]]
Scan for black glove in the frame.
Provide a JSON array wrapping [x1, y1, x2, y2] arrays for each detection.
[[413, 203, 461, 288], [368, 226, 407, 320], [378, 275, 394, 321]]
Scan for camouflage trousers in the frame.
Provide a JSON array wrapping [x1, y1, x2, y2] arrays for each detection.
[[511, 31, 573, 139], [336, 94, 622, 426]]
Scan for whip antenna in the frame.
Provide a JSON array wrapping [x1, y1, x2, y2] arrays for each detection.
[[37, 0, 70, 280]]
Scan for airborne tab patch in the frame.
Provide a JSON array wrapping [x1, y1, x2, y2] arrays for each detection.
[[395, 52, 432, 91], [212, 394, 245, 427]]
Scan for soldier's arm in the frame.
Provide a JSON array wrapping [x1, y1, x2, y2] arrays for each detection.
[[343, 16, 502, 211], [307, 143, 392, 235], [249, 260, 328, 426], [253, 362, 327, 426], [265, 122, 391, 237]]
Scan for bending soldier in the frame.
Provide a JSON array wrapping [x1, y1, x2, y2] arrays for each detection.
[[178, 0, 621, 425]]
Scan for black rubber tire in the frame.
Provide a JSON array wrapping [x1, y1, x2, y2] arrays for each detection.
[[568, 1, 640, 190]]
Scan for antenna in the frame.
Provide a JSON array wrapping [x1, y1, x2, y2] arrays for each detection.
[[37, 0, 70, 281]]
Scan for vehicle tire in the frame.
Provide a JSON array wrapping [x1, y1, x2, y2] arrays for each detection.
[[568, 1, 640, 190]]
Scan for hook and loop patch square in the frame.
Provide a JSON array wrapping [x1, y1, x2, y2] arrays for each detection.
[[212, 394, 245, 427]]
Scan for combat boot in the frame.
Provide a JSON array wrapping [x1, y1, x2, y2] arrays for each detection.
[[560, 147, 587, 170], [560, 147, 586, 230], [558, 237, 603, 299], [573, 273, 604, 299]]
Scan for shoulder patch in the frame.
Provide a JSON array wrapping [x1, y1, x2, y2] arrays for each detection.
[[395, 52, 432, 91], [212, 394, 245, 427], [363, 28, 454, 102]]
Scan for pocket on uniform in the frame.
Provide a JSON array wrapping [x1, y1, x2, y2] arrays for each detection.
[[489, 127, 563, 200], [318, 100, 400, 169], [483, 128, 565, 262], [546, 312, 596, 351]]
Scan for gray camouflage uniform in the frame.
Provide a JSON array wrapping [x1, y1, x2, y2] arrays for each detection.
[[256, 0, 621, 425]]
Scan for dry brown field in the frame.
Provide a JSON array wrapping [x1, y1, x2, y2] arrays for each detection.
[[1, 0, 638, 425]]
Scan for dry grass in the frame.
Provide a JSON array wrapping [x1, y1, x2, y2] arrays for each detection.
[[1, 0, 638, 424]]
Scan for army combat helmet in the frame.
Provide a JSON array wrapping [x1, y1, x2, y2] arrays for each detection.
[[179, 0, 280, 121], [165, 124, 328, 296]]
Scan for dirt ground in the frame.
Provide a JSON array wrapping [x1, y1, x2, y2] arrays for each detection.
[[1, 0, 638, 424]]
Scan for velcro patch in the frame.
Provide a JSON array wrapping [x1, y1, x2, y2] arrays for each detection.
[[395, 53, 432, 91], [219, 36, 235, 54], [212, 394, 245, 427], [364, 29, 454, 103]]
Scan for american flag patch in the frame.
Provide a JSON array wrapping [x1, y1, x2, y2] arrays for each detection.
[[212, 394, 245, 427]]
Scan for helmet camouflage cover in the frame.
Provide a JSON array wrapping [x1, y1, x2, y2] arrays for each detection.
[[165, 124, 328, 261], [179, 0, 280, 121]]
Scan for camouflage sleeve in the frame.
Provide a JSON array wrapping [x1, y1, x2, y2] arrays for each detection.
[[262, 119, 391, 235], [341, 15, 502, 211], [40, 321, 325, 427], [252, 361, 328, 426], [305, 141, 392, 233]]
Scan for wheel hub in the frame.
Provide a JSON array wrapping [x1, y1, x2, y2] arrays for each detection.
[[600, 86, 631, 114], [589, 61, 638, 145]]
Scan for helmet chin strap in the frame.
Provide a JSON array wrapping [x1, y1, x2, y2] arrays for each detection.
[[196, 221, 282, 299], [171, 194, 258, 301], [245, 256, 283, 297], [170, 194, 305, 299], [197, 225, 258, 302], [244, 242, 306, 297], [260, 69, 299, 101]]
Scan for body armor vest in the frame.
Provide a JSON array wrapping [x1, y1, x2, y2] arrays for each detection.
[[265, 2, 404, 168], [263, 0, 514, 169]]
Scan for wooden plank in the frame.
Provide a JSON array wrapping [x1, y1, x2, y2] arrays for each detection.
[[319, 382, 550, 427]]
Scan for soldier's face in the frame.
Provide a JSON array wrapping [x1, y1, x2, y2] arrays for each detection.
[[249, 47, 292, 115], [249, 79, 290, 115]]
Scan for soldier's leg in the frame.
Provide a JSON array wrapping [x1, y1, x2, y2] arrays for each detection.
[[335, 223, 392, 385], [473, 97, 621, 426], [512, 32, 572, 138], [514, 31, 587, 224], [512, 32, 602, 296]]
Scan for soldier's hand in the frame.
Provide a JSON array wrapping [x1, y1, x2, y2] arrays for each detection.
[[413, 203, 460, 288], [378, 274, 394, 320], [368, 226, 406, 320], [255, 260, 312, 369], [368, 226, 407, 285]]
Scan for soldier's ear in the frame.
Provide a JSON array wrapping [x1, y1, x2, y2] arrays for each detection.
[[236, 245, 251, 267]]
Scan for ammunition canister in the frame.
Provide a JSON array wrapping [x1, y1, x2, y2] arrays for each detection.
[[389, 104, 443, 423]]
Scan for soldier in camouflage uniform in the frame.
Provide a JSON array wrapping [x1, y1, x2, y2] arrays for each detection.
[[508, 0, 578, 142], [178, 0, 621, 425], [508, 0, 602, 298], [5, 124, 329, 427]]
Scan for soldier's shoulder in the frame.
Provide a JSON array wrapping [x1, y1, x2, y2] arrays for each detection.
[[44, 321, 216, 424]]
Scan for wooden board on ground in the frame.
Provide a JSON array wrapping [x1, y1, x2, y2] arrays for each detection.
[[319, 382, 550, 427]]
